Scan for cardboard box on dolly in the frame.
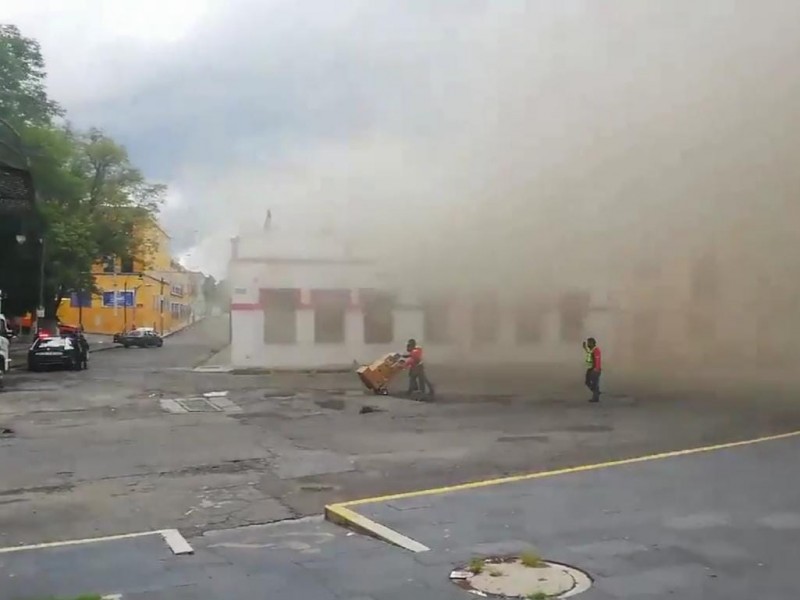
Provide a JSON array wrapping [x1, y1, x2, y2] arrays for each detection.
[[356, 352, 405, 395]]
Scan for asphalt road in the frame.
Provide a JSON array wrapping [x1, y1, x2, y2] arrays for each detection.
[[3, 436, 798, 599], [1, 316, 800, 549]]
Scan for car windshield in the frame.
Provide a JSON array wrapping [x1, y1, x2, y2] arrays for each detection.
[[130, 331, 144, 337], [36, 337, 71, 349]]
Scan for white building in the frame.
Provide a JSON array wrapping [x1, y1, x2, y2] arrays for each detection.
[[228, 221, 616, 370]]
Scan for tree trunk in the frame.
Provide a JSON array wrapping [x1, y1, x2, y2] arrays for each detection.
[[44, 286, 64, 319]]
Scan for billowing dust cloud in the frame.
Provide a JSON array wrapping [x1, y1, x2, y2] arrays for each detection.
[[211, 2, 800, 373]]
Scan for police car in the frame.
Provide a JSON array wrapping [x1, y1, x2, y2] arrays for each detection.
[[27, 334, 81, 371]]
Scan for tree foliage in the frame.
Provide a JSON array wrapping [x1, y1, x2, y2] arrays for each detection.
[[0, 24, 164, 317], [0, 24, 62, 126]]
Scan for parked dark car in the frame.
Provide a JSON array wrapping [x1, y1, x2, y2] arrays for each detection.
[[28, 336, 80, 371], [116, 328, 163, 348]]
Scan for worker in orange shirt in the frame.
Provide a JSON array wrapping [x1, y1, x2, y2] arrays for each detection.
[[403, 338, 435, 398], [583, 337, 602, 403]]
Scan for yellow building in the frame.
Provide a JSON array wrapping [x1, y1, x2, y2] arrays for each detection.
[[57, 219, 196, 335]]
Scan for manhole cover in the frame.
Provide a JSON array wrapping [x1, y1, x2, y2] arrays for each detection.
[[451, 556, 591, 598]]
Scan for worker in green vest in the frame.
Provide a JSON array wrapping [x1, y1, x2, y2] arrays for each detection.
[[582, 337, 602, 403]]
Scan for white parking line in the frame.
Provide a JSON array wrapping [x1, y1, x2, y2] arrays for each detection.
[[0, 529, 193, 556]]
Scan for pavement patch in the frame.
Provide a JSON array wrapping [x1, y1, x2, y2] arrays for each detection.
[[274, 450, 354, 479]]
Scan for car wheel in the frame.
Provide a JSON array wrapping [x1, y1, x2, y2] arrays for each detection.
[[123, 343, 130, 348]]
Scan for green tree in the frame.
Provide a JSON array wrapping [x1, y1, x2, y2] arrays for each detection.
[[0, 26, 164, 319], [29, 128, 164, 317], [202, 275, 218, 306], [0, 24, 62, 126]]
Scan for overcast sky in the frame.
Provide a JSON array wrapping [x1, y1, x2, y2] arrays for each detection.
[[3, 0, 496, 276], [3, 1, 800, 287]]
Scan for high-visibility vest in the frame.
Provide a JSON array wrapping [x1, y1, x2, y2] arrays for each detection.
[[584, 348, 594, 366]]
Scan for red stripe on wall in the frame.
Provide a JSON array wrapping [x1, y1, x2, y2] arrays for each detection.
[[260, 288, 302, 308], [230, 303, 261, 311]]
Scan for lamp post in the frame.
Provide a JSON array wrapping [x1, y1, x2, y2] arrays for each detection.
[[131, 282, 151, 329], [38, 236, 45, 320]]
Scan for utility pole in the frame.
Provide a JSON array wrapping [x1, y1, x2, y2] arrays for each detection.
[[37, 237, 45, 317], [123, 280, 128, 331], [78, 288, 83, 329], [159, 277, 165, 335]]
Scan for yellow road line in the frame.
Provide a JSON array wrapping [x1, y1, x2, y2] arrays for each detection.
[[337, 429, 800, 508]]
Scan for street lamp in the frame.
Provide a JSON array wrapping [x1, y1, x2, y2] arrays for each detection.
[[122, 274, 145, 331], [131, 283, 152, 328]]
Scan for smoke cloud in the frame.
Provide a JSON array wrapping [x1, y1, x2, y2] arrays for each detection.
[[17, 0, 800, 371], [211, 2, 800, 300]]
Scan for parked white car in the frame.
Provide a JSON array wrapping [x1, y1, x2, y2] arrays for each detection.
[[0, 315, 10, 380]]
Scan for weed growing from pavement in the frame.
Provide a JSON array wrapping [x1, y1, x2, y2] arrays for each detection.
[[468, 557, 485, 574], [527, 592, 548, 600], [488, 567, 503, 577], [520, 551, 545, 568]]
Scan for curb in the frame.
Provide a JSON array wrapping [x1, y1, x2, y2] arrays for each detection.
[[231, 367, 352, 375], [324, 503, 430, 553]]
